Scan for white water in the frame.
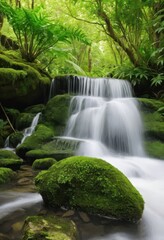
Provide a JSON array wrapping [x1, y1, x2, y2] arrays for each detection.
[[49, 78, 55, 99], [19, 112, 41, 145], [0, 192, 42, 221], [63, 76, 164, 240]]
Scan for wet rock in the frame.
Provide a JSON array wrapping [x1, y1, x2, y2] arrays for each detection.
[[22, 215, 78, 240], [12, 220, 24, 232], [63, 210, 75, 217], [0, 233, 10, 240], [17, 177, 33, 185], [35, 156, 144, 223], [78, 211, 90, 223]]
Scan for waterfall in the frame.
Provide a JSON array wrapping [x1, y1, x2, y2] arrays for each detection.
[[4, 135, 10, 148], [62, 76, 164, 240], [49, 78, 55, 99], [19, 112, 41, 145], [64, 76, 144, 156]]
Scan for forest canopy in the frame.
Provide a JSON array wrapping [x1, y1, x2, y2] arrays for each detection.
[[0, 0, 163, 96]]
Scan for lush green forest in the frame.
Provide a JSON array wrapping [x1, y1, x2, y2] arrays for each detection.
[[0, 0, 163, 96]]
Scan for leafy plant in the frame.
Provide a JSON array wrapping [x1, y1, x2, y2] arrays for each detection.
[[0, 1, 91, 62]]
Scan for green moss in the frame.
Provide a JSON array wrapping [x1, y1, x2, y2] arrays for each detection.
[[35, 156, 144, 223], [26, 149, 72, 161], [16, 112, 36, 130], [26, 139, 75, 161], [145, 141, 164, 159], [0, 67, 27, 83], [0, 158, 23, 170], [0, 149, 19, 159], [24, 104, 45, 114], [142, 111, 164, 141], [16, 124, 54, 159], [5, 108, 20, 126], [0, 167, 16, 185], [9, 131, 23, 148], [22, 215, 78, 240], [32, 158, 56, 170], [139, 98, 164, 145], [0, 51, 50, 107], [43, 94, 71, 128]]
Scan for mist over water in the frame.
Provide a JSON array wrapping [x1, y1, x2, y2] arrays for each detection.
[[63, 76, 164, 240]]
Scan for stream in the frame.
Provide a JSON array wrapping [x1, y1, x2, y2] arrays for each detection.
[[0, 76, 163, 240]]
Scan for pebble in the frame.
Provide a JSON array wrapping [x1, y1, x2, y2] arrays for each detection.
[[62, 210, 75, 217], [78, 211, 90, 223]]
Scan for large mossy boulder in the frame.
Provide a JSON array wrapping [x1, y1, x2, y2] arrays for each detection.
[[0, 51, 50, 108], [139, 98, 164, 159], [0, 167, 16, 185], [35, 156, 144, 223], [16, 124, 54, 159], [22, 215, 78, 240], [43, 94, 71, 131]]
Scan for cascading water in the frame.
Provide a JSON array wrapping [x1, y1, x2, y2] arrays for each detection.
[[64, 77, 144, 156], [63, 76, 164, 240], [19, 112, 41, 145], [49, 78, 55, 99]]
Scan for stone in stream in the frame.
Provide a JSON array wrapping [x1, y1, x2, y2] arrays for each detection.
[[35, 156, 144, 223], [22, 215, 78, 240]]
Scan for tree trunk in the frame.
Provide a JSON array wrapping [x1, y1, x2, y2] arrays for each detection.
[[31, 0, 34, 9], [98, 10, 139, 67]]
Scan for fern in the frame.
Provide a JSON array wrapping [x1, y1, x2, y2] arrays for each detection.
[[0, 1, 91, 62]]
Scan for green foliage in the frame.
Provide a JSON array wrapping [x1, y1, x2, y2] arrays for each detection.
[[35, 156, 144, 222], [0, 1, 90, 62], [145, 141, 164, 159]]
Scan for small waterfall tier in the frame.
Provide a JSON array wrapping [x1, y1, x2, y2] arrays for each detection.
[[19, 112, 41, 145], [64, 76, 145, 156]]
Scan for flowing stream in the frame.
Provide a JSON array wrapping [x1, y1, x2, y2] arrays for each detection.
[[62, 76, 164, 240], [0, 77, 163, 240]]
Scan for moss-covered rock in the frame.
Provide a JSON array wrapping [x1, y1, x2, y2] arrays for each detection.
[[4, 108, 20, 128], [0, 51, 50, 108], [32, 158, 56, 170], [24, 104, 45, 114], [0, 167, 16, 185], [139, 98, 164, 159], [22, 215, 78, 240], [0, 149, 19, 159], [16, 112, 36, 130], [43, 94, 71, 129], [145, 141, 164, 159], [16, 124, 54, 159], [9, 131, 23, 148], [35, 156, 144, 223], [26, 138, 77, 162], [142, 112, 164, 141], [0, 158, 23, 170]]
